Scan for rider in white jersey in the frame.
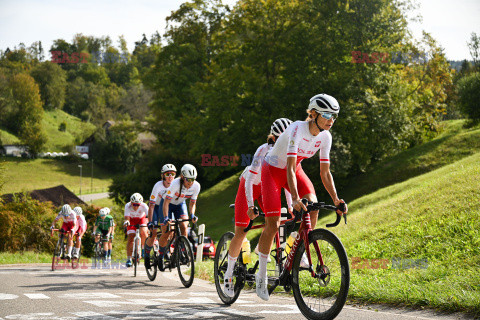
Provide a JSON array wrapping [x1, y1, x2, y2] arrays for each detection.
[[155, 164, 200, 271], [254, 94, 348, 301], [144, 164, 176, 269], [72, 207, 87, 259], [222, 119, 293, 297], [123, 193, 149, 268], [50, 204, 77, 260]]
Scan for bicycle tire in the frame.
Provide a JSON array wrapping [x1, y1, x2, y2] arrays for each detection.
[[214, 232, 244, 304], [133, 238, 139, 277], [146, 241, 158, 281], [51, 235, 64, 271], [175, 235, 195, 288], [71, 245, 81, 269], [93, 242, 101, 269], [291, 229, 350, 320]]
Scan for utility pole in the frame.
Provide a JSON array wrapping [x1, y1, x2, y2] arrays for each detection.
[[78, 165, 82, 195]]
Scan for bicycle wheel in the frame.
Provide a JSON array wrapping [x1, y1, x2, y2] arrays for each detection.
[[133, 239, 139, 277], [214, 232, 244, 304], [292, 229, 350, 320], [71, 246, 81, 269], [51, 235, 64, 271], [146, 240, 158, 281], [175, 236, 195, 288], [93, 243, 101, 269]]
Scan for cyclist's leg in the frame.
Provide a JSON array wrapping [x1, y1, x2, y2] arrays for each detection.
[[146, 204, 160, 250], [172, 203, 188, 237], [295, 164, 318, 227]]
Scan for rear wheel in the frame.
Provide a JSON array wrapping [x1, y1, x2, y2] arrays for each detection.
[[71, 245, 81, 269], [93, 242, 102, 269], [292, 229, 349, 320], [175, 236, 195, 287], [214, 232, 244, 304]]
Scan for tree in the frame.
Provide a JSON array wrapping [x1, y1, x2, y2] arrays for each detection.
[[30, 62, 67, 110], [6, 73, 47, 154], [91, 121, 142, 173], [457, 72, 480, 123], [467, 32, 479, 71]]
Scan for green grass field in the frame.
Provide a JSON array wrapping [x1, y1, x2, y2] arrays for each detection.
[[1, 109, 96, 152], [1, 157, 115, 195]]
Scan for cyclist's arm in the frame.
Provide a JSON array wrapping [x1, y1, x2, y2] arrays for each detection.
[[283, 188, 293, 213], [286, 157, 300, 201], [148, 203, 155, 222], [162, 198, 171, 220], [189, 200, 196, 217], [92, 225, 97, 234], [320, 162, 347, 213]]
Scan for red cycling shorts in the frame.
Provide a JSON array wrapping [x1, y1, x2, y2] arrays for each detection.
[[261, 161, 315, 217], [127, 216, 148, 235], [61, 221, 76, 233], [235, 177, 264, 227]]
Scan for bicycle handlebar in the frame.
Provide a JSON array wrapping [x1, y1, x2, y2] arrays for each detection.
[[243, 200, 347, 232]]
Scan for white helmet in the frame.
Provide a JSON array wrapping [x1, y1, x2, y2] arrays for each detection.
[[130, 193, 143, 204], [103, 207, 111, 215], [270, 118, 292, 136], [161, 164, 177, 174], [181, 164, 197, 179], [73, 207, 82, 216], [60, 204, 72, 217], [99, 208, 108, 217], [308, 94, 340, 114]]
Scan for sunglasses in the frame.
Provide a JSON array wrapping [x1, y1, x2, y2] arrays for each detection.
[[185, 178, 195, 183], [164, 172, 175, 177], [320, 112, 338, 120], [132, 203, 140, 207]]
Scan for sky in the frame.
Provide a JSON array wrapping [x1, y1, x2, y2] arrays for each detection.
[[0, 0, 479, 61]]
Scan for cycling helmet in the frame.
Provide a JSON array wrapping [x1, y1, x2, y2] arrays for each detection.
[[270, 118, 292, 136], [161, 164, 177, 174], [73, 207, 82, 216], [130, 192, 143, 204], [99, 208, 108, 217], [308, 94, 340, 114], [103, 207, 111, 215], [60, 204, 72, 217], [181, 164, 197, 179]]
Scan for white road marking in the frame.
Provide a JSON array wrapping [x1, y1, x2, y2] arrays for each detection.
[[59, 292, 120, 299], [24, 294, 50, 300], [0, 293, 18, 300], [83, 298, 164, 308], [72, 311, 119, 319], [188, 291, 218, 296], [254, 303, 301, 314], [4, 313, 78, 320], [153, 297, 216, 304]]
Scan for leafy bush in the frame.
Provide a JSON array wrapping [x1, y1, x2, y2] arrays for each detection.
[[58, 121, 67, 132], [457, 73, 480, 123]]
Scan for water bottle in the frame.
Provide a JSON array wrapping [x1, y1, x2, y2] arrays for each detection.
[[285, 231, 298, 255], [242, 238, 252, 264]]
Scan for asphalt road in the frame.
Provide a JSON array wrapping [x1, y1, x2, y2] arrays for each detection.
[[77, 192, 110, 202], [0, 264, 472, 320]]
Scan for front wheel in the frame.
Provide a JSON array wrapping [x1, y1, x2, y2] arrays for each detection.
[[292, 229, 350, 320], [133, 239, 140, 277], [214, 232, 244, 305], [175, 236, 195, 288], [51, 235, 64, 271], [146, 240, 158, 281]]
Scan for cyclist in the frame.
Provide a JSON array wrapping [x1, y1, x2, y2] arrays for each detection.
[[105, 207, 115, 262], [72, 206, 87, 259], [144, 164, 177, 269], [123, 193, 148, 268], [223, 118, 293, 297], [92, 208, 114, 261], [156, 164, 200, 271], [255, 94, 348, 300], [50, 204, 77, 260]]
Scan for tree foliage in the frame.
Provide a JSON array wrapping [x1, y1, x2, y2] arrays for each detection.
[[30, 62, 67, 110]]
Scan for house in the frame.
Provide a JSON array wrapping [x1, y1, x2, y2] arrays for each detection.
[[1, 185, 85, 207], [0, 145, 29, 157]]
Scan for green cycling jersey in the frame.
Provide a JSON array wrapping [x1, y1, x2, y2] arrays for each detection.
[[95, 215, 113, 230]]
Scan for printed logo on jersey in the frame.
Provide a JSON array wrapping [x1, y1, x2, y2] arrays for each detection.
[[150, 195, 155, 199], [315, 141, 321, 148], [167, 190, 171, 194], [289, 140, 295, 146]]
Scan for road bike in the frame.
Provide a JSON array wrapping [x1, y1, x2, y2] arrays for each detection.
[[131, 224, 142, 277], [145, 218, 195, 287], [214, 200, 349, 320], [92, 233, 109, 268], [50, 228, 80, 270]]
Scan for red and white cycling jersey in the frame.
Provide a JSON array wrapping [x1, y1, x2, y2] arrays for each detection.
[[266, 120, 332, 169], [124, 202, 148, 219], [241, 143, 292, 208], [164, 178, 201, 205], [55, 210, 76, 224], [149, 180, 170, 205], [76, 213, 87, 230]]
